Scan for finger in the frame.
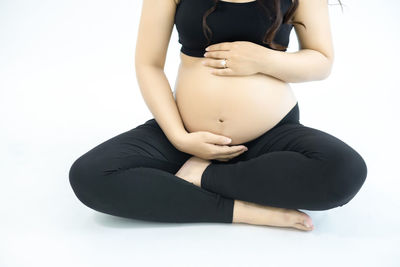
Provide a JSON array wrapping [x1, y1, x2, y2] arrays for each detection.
[[204, 51, 228, 59], [211, 68, 235, 76], [214, 158, 230, 162], [205, 42, 232, 52], [215, 147, 247, 160], [203, 132, 232, 145], [202, 58, 227, 69], [212, 144, 247, 157], [228, 148, 248, 158]]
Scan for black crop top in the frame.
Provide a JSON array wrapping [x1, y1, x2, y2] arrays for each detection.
[[174, 0, 294, 57]]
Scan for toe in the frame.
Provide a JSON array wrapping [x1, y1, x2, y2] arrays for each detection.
[[293, 223, 314, 231], [287, 212, 314, 230], [302, 217, 313, 228], [293, 212, 313, 228]]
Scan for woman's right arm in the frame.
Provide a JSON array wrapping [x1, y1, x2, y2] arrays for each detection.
[[135, 0, 186, 147], [135, 0, 248, 161]]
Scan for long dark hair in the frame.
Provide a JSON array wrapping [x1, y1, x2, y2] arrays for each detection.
[[202, 0, 344, 51]]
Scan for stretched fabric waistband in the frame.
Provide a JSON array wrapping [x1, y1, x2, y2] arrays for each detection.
[[272, 101, 300, 129]]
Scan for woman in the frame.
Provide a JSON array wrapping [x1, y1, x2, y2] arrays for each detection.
[[69, 0, 367, 231]]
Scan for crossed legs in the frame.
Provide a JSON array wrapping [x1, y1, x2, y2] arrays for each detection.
[[69, 117, 367, 228]]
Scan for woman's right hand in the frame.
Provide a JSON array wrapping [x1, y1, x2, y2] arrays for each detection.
[[175, 131, 248, 162]]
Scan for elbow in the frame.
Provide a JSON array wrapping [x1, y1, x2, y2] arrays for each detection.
[[135, 51, 165, 71], [135, 61, 164, 78], [135, 60, 163, 71], [302, 63, 332, 82], [300, 50, 334, 82], [315, 56, 334, 81], [135, 49, 166, 70], [319, 63, 333, 80]]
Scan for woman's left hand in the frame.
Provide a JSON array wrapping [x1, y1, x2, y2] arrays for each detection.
[[202, 41, 270, 76]]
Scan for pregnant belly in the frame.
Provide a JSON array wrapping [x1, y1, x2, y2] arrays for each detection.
[[174, 54, 298, 145]]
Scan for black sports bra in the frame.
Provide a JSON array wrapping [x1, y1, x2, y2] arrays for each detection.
[[174, 0, 294, 57]]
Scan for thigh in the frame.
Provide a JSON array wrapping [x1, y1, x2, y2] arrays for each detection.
[[243, 122, 367, 172], [205, 122, 367, 209], [74, 118, 192, 175]]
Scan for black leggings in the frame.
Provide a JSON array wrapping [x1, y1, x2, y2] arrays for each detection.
[[69, 102, 368, 223]]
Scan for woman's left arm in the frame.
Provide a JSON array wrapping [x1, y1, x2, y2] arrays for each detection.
[[256, 0, 335, 83], [203, 0, 334, 83]]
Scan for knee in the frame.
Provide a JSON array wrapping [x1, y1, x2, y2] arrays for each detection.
[[69, 155, 87, 191], [68, 154, 103, 208], [323, 146, 368, 208]]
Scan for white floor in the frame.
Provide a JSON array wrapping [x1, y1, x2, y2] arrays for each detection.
[[1, 0, 399, 266]]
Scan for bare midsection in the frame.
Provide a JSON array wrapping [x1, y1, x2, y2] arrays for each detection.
[[173, 52, 298, 145]]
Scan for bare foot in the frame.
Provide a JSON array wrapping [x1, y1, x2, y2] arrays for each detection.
[[233, 199, 314, 231], [175, 156, 211, 187]]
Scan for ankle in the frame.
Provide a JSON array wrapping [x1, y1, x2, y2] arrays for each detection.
[[232, 199, 247, 223]]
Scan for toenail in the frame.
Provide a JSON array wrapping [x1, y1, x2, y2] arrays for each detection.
[[303, 220, 310, 228]]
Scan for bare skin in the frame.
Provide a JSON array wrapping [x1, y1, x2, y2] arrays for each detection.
[[171, 0, 335, 231], [175, 156, 314, 231], [136, 0, 333, 231]]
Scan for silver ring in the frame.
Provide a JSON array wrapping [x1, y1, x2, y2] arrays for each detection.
[[221, 58, 227, 68]]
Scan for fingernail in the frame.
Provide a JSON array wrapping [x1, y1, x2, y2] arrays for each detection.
[[225, 138, 232, 143], [243, 147, 248, 151]]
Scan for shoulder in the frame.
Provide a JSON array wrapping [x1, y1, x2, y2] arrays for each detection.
[[293, 0, 329, 21]]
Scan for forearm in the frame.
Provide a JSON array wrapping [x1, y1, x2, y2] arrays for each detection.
[[256, 48, 333, 83], [135, 65, 187, 147]]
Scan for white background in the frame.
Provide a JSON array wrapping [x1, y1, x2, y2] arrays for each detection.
[[1, 0, 399, 266]]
